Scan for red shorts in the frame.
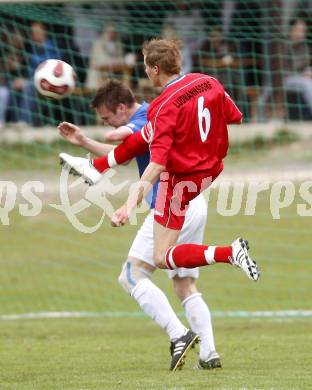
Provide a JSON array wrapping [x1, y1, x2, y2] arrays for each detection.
[[154, 162, 223, 230]]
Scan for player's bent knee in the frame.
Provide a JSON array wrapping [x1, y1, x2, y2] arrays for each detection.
[[118, 260, 152, 295], [154, 257, 167, 269], [118, 268, 132, 295]]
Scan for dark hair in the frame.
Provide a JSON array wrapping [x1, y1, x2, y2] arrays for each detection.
[[289, 18, 307, 28], [91, 79, 136, 112], [142, 38, 182, 75]]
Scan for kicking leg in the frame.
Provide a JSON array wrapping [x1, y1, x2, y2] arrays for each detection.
[[153, 175, 259, 281], [154, 221, 259, 281]]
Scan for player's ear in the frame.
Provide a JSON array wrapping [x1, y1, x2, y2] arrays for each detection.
[[153, 65, 159, 75], [117, 103, 126, 113]]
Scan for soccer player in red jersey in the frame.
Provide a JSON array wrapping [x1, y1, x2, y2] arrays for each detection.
[[60, 39, 259, 282], [111, 39, 260, 281], [59, 80, 222, 371]]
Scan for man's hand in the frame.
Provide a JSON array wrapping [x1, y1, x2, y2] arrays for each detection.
[[111, 204, 129, 227], [111, 162, 164, 228], [58, 121, 86, 147]]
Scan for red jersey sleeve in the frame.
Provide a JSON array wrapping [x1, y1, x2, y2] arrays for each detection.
[[93, 130, 148, 172], [114, 130, 148, 164], [148, 109, 175, 167], [223, 92, 243, 124]]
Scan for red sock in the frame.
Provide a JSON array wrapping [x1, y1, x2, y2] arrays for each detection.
[[93, 155, 109, 172], [165, 244, 232, 269], [93, 131, 148, 173]]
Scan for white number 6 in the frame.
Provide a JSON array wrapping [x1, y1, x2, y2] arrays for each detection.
[[197, 96, 211, 142]]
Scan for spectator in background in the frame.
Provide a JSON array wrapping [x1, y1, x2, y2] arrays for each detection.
[[19, 22, 60, 125], [0, 60, 10, 129], [258, 17, 312, 120], [227, 0, 262, 91], [195, 26, 247, 110], [86, 24, 130, 90], [65, 4, 100, 60], [2, 32, 27, 123], [283, 18, 312, 117], [196, 26, 239, 87], [162, 1, 206, 72], [66, 3, 129, 60], [56, 25, 87, 84]]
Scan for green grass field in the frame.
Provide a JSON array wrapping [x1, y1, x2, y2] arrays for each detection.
[[1, 173, 311, 389]]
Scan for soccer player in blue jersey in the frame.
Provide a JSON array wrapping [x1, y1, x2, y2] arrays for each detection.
[[58, 79, 221, 371]]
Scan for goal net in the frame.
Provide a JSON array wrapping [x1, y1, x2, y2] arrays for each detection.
[[0, 1, 311, 318]]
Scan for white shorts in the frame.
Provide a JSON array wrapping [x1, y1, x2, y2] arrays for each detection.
[[128, 194, 207, 279]]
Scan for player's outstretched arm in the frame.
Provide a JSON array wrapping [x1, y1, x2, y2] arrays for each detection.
[[59, 128, 149, 187], [58, 121, 115, 156], [104, 126, 133, 142]]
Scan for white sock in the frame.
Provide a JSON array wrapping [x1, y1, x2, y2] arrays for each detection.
[[183, 293, 216, 361], [132, 278, 186, 341]]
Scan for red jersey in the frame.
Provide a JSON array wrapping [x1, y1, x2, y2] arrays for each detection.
[[141, 73, 242, 175]]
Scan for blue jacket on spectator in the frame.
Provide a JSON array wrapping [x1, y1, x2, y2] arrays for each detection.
[[27, 38, 60, 77]]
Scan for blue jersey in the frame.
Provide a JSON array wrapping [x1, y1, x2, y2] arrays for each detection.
[[125, 102, 158, 209], [28, 39, 60, 77]]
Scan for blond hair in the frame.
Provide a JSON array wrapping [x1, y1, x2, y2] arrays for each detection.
[[142, 38, 182, 75]]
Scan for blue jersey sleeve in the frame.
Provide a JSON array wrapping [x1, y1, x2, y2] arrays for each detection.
[[127, 102, 159, 209]]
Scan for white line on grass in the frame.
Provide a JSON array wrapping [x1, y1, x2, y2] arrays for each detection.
[[0, 310, 312, 321]]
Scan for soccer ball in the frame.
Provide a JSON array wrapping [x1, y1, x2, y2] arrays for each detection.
[[34, 59, 76, 100]]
